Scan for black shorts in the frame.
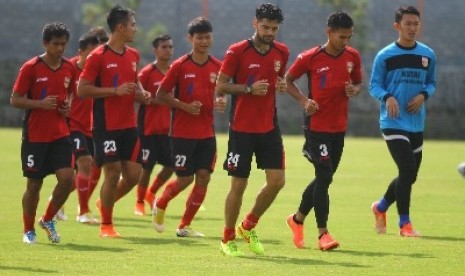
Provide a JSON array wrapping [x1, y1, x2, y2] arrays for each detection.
[[93, 128, 142, 167], [140, 134, 173, 170], [70, 131, 95, 159], [21, 136, 74, 179], [223, 127, 285, 178], [171, 137, 216, 177], [302, 130, 345, 168]]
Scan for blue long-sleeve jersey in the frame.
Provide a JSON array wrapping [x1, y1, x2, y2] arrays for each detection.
[[370, 41, 436, 132]]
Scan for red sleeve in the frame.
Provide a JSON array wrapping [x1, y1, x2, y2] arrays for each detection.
[[352, 52, 363, 84], [138, 66, 150, 90], [80, 51, 101, 83], [287, 53, 308, 80], [279, 48, 289, 78], [13, 62, 33, 96], [159, 61, 180, 92], [219, 46, 240, 78]]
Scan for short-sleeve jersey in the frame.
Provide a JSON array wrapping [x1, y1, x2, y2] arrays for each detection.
[[219, 39, 289, 133], [13, 56, 76, 142], [138, 63, 170, 135], [158, 54, 221, 139], [288, 46, 362, 133], [80, 44, 139, 131], [69, 56, 93, 137]]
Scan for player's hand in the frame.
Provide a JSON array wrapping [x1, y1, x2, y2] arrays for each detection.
[[184, 100, 202, 115], [141, 90, 151, 105], [41, 95, 58, 110], [407, 93, 425, 113], [115, 83, 136, 96], [276, 77, 287, 94], [250, 79, 270, 96], [345, 82, 360, 97], [215, 95, 227, 113], [57, 98, 71, 117], [304, 99, 319, 115], [386, 96, 400, 118]]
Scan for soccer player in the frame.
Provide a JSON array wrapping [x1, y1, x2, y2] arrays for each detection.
[[284, 11, 362, 251], [78, 5, 150, 238], [216, 3, 289, 256], [152, 17, 224, 237], [11, 22, 76, 244], [369, 6, 436, 237], [68, 32, 101, 224], [134, 34, 175, 216]]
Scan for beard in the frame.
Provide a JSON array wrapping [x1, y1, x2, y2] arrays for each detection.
[[256, 33, 274, 45]]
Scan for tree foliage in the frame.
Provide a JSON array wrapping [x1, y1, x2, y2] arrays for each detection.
[[316, 0, 374, 54]]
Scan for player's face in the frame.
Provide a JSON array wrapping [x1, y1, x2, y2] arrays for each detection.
[[155, 40, 173, 61], [44, 35, 68, 59], [395, 14, 421, 44], [328, 27, 353, 52], [122, 15, 137, 43], [80, 44, 99, 61], [189, 32, 212, 55], [254, 18, 280, 45]]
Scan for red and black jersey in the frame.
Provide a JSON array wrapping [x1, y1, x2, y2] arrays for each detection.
[[138, 63, 170, 135], [220, 39, 289, 133], [159, 54, 221, 139], [80, 44, 139, 131], [288, 46, 362, 132], [13, 56, 76, 142], [69, 56, 93, 137]]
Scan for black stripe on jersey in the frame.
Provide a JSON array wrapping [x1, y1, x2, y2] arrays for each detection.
[[93, 77, 106, 131], [385, 54, 429, 72], [137, 105, 146, 135]]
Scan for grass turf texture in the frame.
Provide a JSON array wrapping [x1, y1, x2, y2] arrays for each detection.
[[0, 127, 464, 275]]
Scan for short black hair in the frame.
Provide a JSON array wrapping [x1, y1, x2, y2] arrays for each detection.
[[395, 6, 420, 23], [152, 34, 172, 48], [78, 32, 100, 51], [327, 11, 353, 30], [187, 17, 212, 36], [42, 22, 70, 42], [256, 3, 284, 23], [89, 26, 109, 43], [106, 5, 135, 32]]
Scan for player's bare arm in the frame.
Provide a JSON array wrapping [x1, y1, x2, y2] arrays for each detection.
[[345, 82, 362, 98], [216, 72, 270, 96], [156, 86, 201, 115], [285, 73, 319, 115], [78, 79, 135, 98], [134, 81, 151, 105], [406, 93, 425, 113], [10, 92, 58, 110]]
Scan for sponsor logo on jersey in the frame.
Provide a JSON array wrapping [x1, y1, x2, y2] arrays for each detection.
[[106, 63, 117, 69], [184, 73, 196, 79], [36, 77, 48, 82], [248, 64, 260, 69], [317, 66, 330, 74]]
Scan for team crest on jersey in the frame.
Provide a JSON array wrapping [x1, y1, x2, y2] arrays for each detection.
[[421, 57, 428, 67], [346, 62, 354, 74], [210, 72, 218, 83], [132, 62, 137, 72], [64, 77, 71, 88], [274, 60, 281, 72]]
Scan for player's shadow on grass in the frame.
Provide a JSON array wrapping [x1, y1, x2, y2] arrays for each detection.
[[330, 249, 434, 259], [63, 243, 132, 253], [0, 265, 57, 274], [122, 236, 209, 247], [419, 235, 465, 242], [242, 255, 367, 268]]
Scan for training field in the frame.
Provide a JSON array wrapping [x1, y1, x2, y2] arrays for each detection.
[[0, 127, 464, 275]]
